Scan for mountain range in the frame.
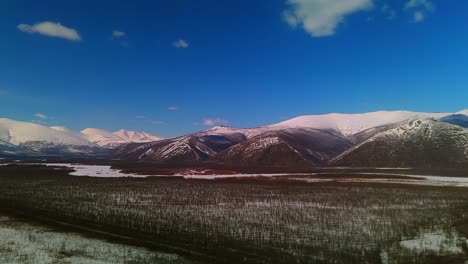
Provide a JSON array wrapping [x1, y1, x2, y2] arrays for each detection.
[[1, 110, 468, 168], [0, 118, 162, 157]]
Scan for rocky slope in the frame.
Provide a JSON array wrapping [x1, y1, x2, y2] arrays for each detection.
[[331, 119, 468, 167], [214, 128, 352, 167]]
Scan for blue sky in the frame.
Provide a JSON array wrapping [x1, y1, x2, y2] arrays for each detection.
[[1, 0, 467, 137]]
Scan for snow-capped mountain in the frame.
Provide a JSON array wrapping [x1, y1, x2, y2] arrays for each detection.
[[50, 126, 88, 139], [331, 118, 468, 167], [0, 118, 163, 157], [48, 127, 163, 148], [114, 129, 163, 142], [214, 128, 352, 167], [80, 128, 162, 147], [115, 129, 245, 163], [114, 109, 468, 167], [0, 118, 104, 156], [80, 128, 128, 147], [2, 109, 467, 167], [266, 111, 451, 137]]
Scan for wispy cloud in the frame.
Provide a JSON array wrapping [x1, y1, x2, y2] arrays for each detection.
[[405, 0, 434, 10], [34, 113, 48, 119], [168, 106, 178, 111], [112, 30, 126, 38], [136, 115, 146, 119], [173, 39, 189, 48], [203, 118, 229, 126], [381, 4, 397, 20], [111, 30, 128, 47], [283, 0, 373, 37], [17, 21, 81, 41], [413, 11, 425, 22], [404, 0, 434, 23], [151, 120, 164, 124]]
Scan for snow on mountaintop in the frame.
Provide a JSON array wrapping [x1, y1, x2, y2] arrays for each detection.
[[199, 126, 244, 135], [457, 109, 468, 116], [0, 118, 96, 147], [331, 117, 468, 167], [50, 126, 87, 139], [81, 128, 126, 146], [79, 128, 162, 147], [200, 125, 283, 139], [268, 111, 452, 137], [114, 129, 162, 142], [81, 128, 124, 141]]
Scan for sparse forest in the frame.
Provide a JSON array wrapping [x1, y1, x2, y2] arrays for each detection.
[[0, 165, 467, 263]]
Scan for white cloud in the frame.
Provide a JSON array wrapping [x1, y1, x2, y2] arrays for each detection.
[[203, 118, 229, 126], [413, 11, 425, 22], [151, 120, 164, 124], [404, 0, 434, 23], [112, 30, 126, 38], [382, 4, 397, 20], [168, 106, 178, 111], [283, 0, 373, 37], [405, 0, 434, 11], [110, 30, 128, 47], [17, 21, 81, 41], [173, 39, 189, 48], [34, 113, 48, 119]]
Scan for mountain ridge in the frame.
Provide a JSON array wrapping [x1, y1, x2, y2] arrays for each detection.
[[331, 118, 468, 167], [2, 109, 468, 168]]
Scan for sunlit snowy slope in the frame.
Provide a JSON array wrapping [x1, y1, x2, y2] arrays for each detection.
[[2, 110, 468, 167]]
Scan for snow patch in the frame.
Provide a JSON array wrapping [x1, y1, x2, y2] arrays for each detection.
[[45, 164, 151, 178], [350, 172, 468, 187], [400, 231, 467, 254]]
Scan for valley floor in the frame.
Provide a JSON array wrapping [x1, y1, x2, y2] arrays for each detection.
[[1, 164, 468, 263]]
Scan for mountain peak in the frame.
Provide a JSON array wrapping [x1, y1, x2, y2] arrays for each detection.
[[268, 110, 452, 137], [332, 117, 468, 167], [114, 129, 162, 142], [201, 125, 241, 135], [0, 118, 98, 152], [206, 125, 230, 130]]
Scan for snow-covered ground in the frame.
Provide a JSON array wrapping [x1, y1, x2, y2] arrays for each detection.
[[180, 173, 311, 179], [153, 170, 468, 187], [45, 163, 151, 178], [400, 231, 467, 254], [0, 214, 192, 264], [336, 172, 468, 187], [286, 172, 468, 187]]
